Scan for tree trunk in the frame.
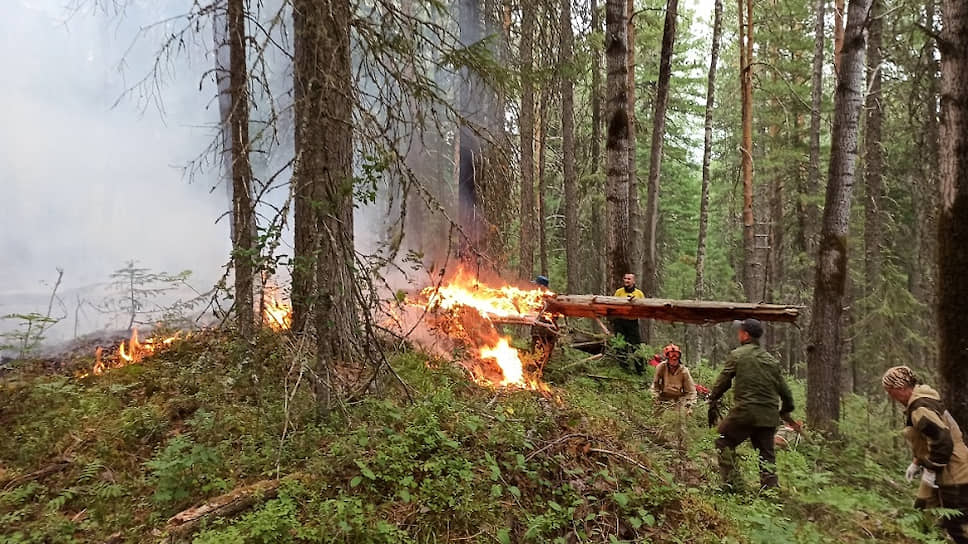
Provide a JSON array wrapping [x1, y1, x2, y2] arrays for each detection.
[[692, 0, 722, 365], [458, 0, 484, 259], [806, 0, 871, 432], [627, 0, 641, 299], [605, 0, 631, 288], [537, 91, 549, 278], [804, 0, 825, 259], [561, 0, 580, 292], [938, 0, 968, 434], [519, 0, 536, 279], [863, 0, 883, 295], [738, 0, 760, 303], [591, 0, 602, 172], [293, 0, 357, 412], [833, 0, 845, 78], [215, 0, 256, 339], [642, 0, 678, 322]]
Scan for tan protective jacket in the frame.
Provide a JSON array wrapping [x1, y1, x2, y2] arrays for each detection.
[[903, 385, 968, 504], [652, 362, 697, 407]]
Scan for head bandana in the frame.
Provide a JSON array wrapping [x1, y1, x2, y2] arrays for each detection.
[[881, 366, 918, 390]]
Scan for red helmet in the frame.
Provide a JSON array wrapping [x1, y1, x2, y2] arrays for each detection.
[[663, 344, 681, 357]]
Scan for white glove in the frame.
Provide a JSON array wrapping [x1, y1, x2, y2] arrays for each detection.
[[921, 469, 938, 489], [905, 462, 922, 482]]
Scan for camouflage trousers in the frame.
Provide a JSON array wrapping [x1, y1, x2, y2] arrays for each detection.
[[715, 417, 778, 491]]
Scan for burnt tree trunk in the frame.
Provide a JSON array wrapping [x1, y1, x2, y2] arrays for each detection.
[[692, 0, 722, 365], [642, 0, 678, 343], [293, 0, 358, 412], [561, 0, 580, 292], [738, 0, 761, 302], [215, 0, 256, 339], [938, 0, 968, 434], [519, 0, 536, 279], [605, 0, 631, 287], [806, 0, 871, 431], [458, 0, 485, 258]]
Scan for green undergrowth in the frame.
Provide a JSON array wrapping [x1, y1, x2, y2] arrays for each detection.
[[0, 331, 949, 543]]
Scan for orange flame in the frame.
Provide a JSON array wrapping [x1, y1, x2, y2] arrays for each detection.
[[262, 283, 293, 331], [85, 327, 181, 377], [407, 266, 554, 391]]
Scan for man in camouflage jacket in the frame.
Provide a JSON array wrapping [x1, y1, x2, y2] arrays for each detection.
[[708, 318, 799, 491]]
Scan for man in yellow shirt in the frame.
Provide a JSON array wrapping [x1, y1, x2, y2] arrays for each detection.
[[612, 273, 645, 374]]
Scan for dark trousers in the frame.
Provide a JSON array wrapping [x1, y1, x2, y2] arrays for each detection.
[[611, 319, 642, 373], [938, 485, 968, 544], [715, 418, 778, 490]]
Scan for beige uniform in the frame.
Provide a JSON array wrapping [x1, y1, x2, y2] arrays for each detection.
[[903, 385, 968, 543], [651, 362, 697, 407]]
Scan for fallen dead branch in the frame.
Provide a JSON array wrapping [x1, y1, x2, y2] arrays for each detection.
[[588, 447, 670, 485], [164, 476, 298, 539], [1, 458, 72, 490]]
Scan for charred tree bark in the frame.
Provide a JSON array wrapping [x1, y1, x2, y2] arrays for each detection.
[[863, 0, 884, 294], [806, 0, 871, 432], [692, 0, 722, 365], [561, 0, 580, 292], [458, 0, 485, 258], [605, 0, 631, 287], [642, 0, 678, 308], [293, 0, 358, 412], [216, 0, 256, 339], [738, 0, 760, 302], [590, 0, 602, 172], [519, 0, 536, 279], [938, 0, 968, 434]]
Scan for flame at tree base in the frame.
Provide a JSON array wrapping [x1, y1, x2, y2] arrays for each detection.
[[402, 265, 555, 392]]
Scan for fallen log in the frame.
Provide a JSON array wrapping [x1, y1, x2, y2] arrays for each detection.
[[1, 458, 72, 490], [165, 477, 287, 539], [545, 295, 800, 324]]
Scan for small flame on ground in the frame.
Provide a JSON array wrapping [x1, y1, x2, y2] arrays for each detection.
[[262, 283, 293, 331], [83, 328, 181, 377], [478, 338, 524, 386]]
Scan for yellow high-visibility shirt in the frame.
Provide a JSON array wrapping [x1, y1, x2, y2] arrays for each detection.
[[614, 287, 645, 298]]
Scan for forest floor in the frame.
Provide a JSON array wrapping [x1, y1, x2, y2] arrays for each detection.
[[0, 330, 951, 543]]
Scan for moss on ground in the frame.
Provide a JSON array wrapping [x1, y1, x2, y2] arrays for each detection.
[[0, 331, 949, 543]]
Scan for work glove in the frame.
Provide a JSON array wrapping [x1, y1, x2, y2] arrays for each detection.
[[905, 462, 922, 482], [921, 469, 938, 489]]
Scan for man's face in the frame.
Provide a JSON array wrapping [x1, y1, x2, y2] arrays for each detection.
[[668, 352, 680, 366], [623, 274, 635, 287], [737, 329, 750, 344], [885, 386, 912, 405]]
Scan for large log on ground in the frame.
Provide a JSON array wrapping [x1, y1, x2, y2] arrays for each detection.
[[544, 295, 800, 324]]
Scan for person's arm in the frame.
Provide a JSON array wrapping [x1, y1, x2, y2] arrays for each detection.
[[682, 368, 698, 407], [776, 370, 797, 425], [651, 363, 664, 396], [709, 355, 736, 402], [910, 406, 955, 472]]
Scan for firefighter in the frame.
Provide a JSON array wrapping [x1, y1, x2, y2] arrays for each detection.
[[651, 344, 697, 415], [882, 366, 968, 543], [708, 318, 800, 492], [530, 276, 557, 364], [611, 273, 645, 374]]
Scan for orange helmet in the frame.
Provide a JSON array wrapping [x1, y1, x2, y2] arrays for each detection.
[[663, 344, 682, 357]]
